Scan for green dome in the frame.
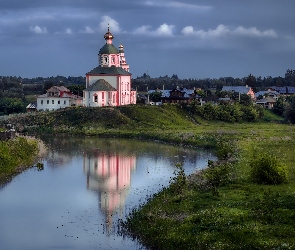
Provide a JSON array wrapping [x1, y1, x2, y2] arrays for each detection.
[[99, 44, 118, 54]]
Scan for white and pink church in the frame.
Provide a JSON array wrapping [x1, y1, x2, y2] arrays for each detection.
[[83, 27, 137, 107]]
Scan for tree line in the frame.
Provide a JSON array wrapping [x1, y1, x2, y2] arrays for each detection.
[[133, 70, 295, 92]]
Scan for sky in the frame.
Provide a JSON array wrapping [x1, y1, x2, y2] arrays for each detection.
[[0, 0, 295, 79]]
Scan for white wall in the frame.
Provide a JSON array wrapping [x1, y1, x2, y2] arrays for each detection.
[[37, 97, 70, 111], [83, 90, 118, 107]]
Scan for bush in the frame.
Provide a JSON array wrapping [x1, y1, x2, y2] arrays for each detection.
[[169, 163, 186, 195], [250, 153, 288, 185], [204, 160, 231, 196]]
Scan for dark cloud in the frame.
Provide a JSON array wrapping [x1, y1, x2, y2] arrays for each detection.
[[0, 0, 294, 78]]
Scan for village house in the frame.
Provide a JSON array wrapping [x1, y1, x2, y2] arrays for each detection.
[[255, 97, 277, 109], [222, 85, 255, 99], [36, 86, 82, 111], [255, 90, 280, 100], [148, 87, 198, 105], [268, 86, 295, 96], [26, 103, 37, 112], [83, 26, 137, 107]]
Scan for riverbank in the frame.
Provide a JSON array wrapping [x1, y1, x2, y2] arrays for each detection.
[[120, 123, 295, 249], [0, 136, 47, 186], [1, 105, 294, 249]]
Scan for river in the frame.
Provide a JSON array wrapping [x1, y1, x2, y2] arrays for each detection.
[[0, 136, 216, 250]]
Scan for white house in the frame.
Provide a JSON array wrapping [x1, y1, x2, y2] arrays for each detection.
[[37, 86, 82, 111], [83, 26, 136, 107]]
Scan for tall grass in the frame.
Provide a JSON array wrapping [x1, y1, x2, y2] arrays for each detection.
[[0, 137, 41, 182]]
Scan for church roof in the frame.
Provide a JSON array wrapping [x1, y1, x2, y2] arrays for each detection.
[[99, 44, 119, 54], [84, 79, 117, 91], [86, 66, 131, 75]]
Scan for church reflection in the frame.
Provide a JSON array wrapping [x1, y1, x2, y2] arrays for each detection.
[[83, 151, 136, 229]]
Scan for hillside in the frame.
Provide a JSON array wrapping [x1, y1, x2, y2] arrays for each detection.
[[0, 105, 197, 132]]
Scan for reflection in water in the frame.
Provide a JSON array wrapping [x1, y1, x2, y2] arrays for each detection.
[[0, 135, 215, 249], [83, 151, 136, 230]]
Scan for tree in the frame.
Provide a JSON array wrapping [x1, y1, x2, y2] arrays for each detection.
[[245, 74, 257, 91], [67, 85, 84, 96], [43, 81, 54, 93], [272, 97, 285, 116], [284, 96, 295, 123], [0, 98, 26, 115], [149, 91, 162, 102], [171, 74, 178, 80], [239, 94, 252, 106]]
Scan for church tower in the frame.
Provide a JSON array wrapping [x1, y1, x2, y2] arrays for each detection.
[[119, 44, 129, 72], [98, 26, 120, 68], [84, 26, 136, 107]]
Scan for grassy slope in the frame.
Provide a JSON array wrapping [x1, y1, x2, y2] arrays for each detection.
[[1, 105, 294, 249], [113, 108, 295, 250]]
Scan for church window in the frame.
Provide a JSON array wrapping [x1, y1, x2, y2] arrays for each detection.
[[94, 94, 98, 103], [113, 94, 115, 103], [102, 92, 104, 100]]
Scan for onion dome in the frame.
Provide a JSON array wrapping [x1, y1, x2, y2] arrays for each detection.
[[104, 26, 114, 40], [119, 44, 124, 53], [99, 44, 118, 54]]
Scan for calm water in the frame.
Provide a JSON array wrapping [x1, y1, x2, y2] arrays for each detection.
[[0, 136, 216, 250]]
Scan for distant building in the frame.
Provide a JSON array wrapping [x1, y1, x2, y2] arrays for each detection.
[[83, 27, 136, 107], [222, 85, 255, 99], [36, 86, 82, 111], [256, 97, 277, 109], [148, 87, 197, 105], [268, 86, 295, 95], [255, 90, 279, 100], [26, 103, 37, 112]]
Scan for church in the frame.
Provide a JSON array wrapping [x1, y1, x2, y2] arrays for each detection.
[[83, 27, 137, 107]]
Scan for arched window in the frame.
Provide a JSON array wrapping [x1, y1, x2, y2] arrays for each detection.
[[93, 93, 98, 103]]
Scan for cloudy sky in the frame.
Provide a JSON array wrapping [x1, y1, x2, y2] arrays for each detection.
[[1, 0, 295, 79]]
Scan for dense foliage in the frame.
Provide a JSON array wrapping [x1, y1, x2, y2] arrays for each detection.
[[0, 137, 39, 176], [0, 97, 26, 115], [250, 153, 288, 185], [186, 101, 264, 123]]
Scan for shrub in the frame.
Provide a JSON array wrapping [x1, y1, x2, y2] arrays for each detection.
[[203, 160, 231, 196], [169, 162, 186, 195], [216, 138, 238, 160], [250, 153, 288, 185]]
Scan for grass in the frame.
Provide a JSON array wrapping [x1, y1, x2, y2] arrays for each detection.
[[0, 136, 42, 185], [113, 108, 295, 249]]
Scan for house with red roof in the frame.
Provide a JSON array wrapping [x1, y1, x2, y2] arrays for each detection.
[[36, 86, 82, 111]]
